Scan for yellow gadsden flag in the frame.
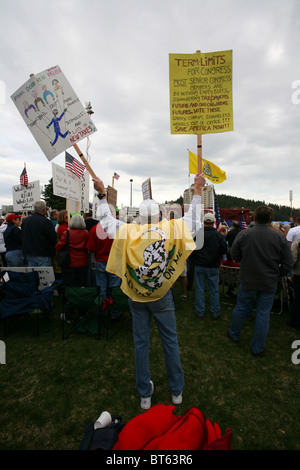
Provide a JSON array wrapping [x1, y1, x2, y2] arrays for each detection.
[[106, 218, 195, 302], [189, 150, 226, 183]]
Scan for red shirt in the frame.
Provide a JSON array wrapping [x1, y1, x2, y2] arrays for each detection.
[[56, 228, 89, 267], [57, 222, 68, 239], [87, 223, 113, 262]]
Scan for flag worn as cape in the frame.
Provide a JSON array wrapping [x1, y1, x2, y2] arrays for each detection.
[[189, 150, 226, 183], [106, 218, 195, 302]]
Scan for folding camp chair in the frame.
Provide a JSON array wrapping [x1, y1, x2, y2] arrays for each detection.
[[0, 270, 61, 336], [61, 286, 104, 340], [104, 286, 131, 340], [219, 265, 240, 296]]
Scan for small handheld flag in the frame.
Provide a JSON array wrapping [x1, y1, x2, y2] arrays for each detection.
[[113, 172, 120, 180], [65, 151, 85, 178], [20, 166, 28, 187]]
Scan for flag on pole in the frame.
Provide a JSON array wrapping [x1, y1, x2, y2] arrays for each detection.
[[189, 150, 226, 183], [240, 214, 248, 229], [65, 152, 85, 178], [20, 166, 28, 187], [113, 172, 120, 180], [213, 189, 222, 230]]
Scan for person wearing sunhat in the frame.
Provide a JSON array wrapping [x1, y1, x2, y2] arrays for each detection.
[[3, 213, 23, 267], [92, 172, 206, 411]]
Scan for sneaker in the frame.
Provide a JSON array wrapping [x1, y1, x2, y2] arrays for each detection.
[[172, 392, 182, 405], [140, 380, 154, 410]]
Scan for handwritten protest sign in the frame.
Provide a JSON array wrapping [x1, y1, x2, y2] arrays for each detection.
[[11, 65, 97, 160], [52, 162, 81, 201], [169, 50, 233, 135], [141, 178, 152, 200], [0, 267, 55, 290], [13, 180, 40, 212]]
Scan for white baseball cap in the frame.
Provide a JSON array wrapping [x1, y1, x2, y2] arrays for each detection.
[[139, 199, 160, 217]]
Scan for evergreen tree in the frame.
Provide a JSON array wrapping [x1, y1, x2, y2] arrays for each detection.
[[42, 178, 66, 211]]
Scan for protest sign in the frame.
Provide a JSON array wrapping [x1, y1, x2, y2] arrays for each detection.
[[52, 162, 81, 201], [13, 180, 41, 212], [141, 178, 152, 200], [11, 65, 97, 161], [169, 50, 233, 135], [0, 267, 55, 290]]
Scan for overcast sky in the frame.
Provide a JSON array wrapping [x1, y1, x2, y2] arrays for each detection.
[[1, 0, 300, 210]]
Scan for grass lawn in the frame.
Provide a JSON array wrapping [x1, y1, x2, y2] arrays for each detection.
[[0, 280, 299, 450]]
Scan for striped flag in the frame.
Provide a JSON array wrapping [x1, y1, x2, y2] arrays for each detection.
[[65, 152, 85, 178], [113, 172, 120, 180], [20, 166, 28, 187], [240, 214, 248, 229], [213, 189, 222, 230]]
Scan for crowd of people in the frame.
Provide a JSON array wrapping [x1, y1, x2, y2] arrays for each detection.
[[0, 186, 299, 410]]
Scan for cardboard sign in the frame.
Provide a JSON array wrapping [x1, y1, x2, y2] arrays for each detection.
[[52, 162, 81, 201], [141, 178, 152, 200], [13, 180, 41, 211], [169, 50, 233, 135], [0, 266, 55, 290], [11, 65, 97, 160]]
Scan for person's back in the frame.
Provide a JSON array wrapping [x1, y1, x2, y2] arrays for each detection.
[[226, 221, 241, 247], [92, 172, 206, 410], [232, 223, 293, 292], [287, 214, 300, 245], [21, 201, 57, 266], [228, 206, 294, 357]]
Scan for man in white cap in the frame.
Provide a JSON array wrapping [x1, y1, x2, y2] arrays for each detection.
[[93, 173, 205, 409]]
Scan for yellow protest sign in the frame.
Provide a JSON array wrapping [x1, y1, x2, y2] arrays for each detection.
[[169, 50, 233, 135]]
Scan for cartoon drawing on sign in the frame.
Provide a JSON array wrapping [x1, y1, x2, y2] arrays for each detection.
[[32, 90, 45, 111], [42, 84, 55, 104], [23, 100, 36, 118], [47, 108, 69, 146], [52, 79, 64, 97]]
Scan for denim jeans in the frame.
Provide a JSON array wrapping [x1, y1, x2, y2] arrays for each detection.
[[26, 255, 52, 267], [229, 284, 276, 354], [129, 289, 184, 397], [5, 250, 23, 267], [95, 261, 121, 319], [194, 266, 220, 318]]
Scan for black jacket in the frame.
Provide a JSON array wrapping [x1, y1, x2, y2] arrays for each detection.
[[191, 226, 227, 268], [21, 213, 57, 257], [3, 225, 22, 252]]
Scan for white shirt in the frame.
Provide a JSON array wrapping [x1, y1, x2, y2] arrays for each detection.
[[287, 225, 300, 244]]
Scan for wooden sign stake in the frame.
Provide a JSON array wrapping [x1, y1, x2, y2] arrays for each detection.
[[196, 50, 202, 173], [72, 143, 97, 180]]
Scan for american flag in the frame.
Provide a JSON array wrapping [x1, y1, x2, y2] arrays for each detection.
[[240, 214, 248, 229], [65, 152, 85, 178], [20, 166, 28, 187], [113, 172, 120, 180], [213, 189, 222, 230]]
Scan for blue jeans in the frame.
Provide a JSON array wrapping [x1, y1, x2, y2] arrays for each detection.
[[5, 250, 23, 267], [95, 261, 121, 319], [129, 289, 184, 397], [26, 255, 52, 267], [229, 284, 276, 354], [194, 266, 220, 318]]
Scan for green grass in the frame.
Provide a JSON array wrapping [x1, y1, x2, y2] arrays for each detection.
[[0, 281, 300, 450]]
